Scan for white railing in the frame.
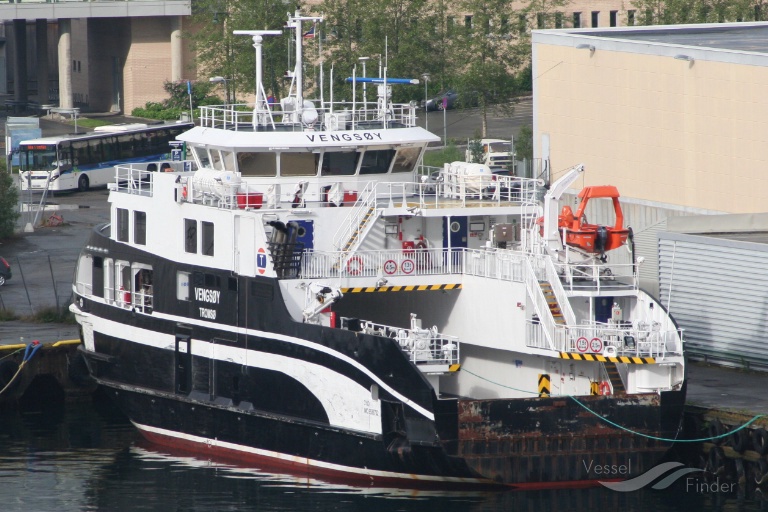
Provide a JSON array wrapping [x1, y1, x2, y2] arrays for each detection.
[[557, 321, 683, 358], [463, 249, 525, 281], [332, 181, 377, 252], [301, 248, 464, 279], [540, 254, 577, 326], [522, 256, 557, 350], [556, 259, 639, 294], [197, 100, 418, 132], [113, 161, 196, 196], [359, 320, 460, 369]]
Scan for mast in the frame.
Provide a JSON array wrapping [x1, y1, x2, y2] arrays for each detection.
[[233, 29, 281, 128]]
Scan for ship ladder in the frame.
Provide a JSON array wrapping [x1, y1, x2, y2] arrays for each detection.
[[603, 361, 626, 395], [539, 281, 566, 326]]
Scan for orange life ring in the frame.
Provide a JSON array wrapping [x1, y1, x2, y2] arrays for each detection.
[[347, 256, 363, 276], [599, 381, 611, 396], [415, 240, 428, 250]]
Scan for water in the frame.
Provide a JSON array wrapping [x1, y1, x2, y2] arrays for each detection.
[[0, 393, 764, 512]]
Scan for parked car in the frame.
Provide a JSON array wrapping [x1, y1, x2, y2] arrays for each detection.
[[0, 257, 11, 286], [424, 90, 458, 111]]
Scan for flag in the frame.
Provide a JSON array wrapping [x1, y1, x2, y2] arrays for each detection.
[[303, 24, 316, 39], [187, 80, 191, 95]]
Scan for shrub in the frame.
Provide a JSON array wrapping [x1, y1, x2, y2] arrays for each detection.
[[131, 81, 222, 120]]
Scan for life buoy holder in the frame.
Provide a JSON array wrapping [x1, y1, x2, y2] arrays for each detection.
[[347, 256, 363, 276], [599, 381, 611, 395], [182, 186, 188, 199], [415, 240, 428, 250]]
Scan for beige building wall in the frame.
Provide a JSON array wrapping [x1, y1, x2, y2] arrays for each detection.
[[533, 25, 768, 214]]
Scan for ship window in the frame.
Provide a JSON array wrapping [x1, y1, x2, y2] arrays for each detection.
[[185, 218, 197, 253], [116, 261, 131, 308], [320, 151, 360, 176], [116, 208, 129, 242], [210, 149, 224, 170], [228, 277, 238, 291], [202, 221, 215, 256], [359, 149, 395, 174], [192, 146, 210, 168], [177, 271, 190, 301], [221, 150, 236, 171], [391, 147, 421, 173], [104, 258, 114, 303], [92, 256, 104, 298], [75, 254, 93, 296], [134, 211, 146, 245], [280, 152, 317, 176], [133, 265, 153, 314], [237, 152, 276, 177]]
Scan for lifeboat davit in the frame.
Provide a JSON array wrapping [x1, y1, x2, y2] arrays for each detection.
[[555, 185, 630, 254]]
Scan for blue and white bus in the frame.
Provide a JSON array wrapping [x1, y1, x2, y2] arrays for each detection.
[[18, 122, 194, 192]]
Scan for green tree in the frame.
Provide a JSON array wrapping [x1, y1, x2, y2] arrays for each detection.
[[187, 0, 296, 103], [515, 124, 534, 161], [0, 166, 19, 239], [630, 0, 756, 24]]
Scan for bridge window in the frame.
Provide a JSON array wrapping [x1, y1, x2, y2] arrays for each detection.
[[391, 147, 421, 173], [280, 152, 317, 176], [321, 151, 360, 176], [177, 271, 190, 301], [237, 152, 276, 176], [359, 149, 394, 174]]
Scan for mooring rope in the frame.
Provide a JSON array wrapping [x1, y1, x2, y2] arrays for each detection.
[[461, 367, 764, 443], [0, 341, 42, 397]]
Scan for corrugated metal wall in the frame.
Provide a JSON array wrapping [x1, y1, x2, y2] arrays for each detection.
[[658, 232, 768, 370]]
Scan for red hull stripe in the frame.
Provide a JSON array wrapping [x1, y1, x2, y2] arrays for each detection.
[[133, 422, 607, 490]]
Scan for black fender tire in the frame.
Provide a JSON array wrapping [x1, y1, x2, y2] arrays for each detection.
[[730, 427, 749, 453], [754, 428, 768, 455], [708, 445, 725, 474], [756, 458, 768, 486], [77, 174, 89, 192], [709, 418, 725, 445]]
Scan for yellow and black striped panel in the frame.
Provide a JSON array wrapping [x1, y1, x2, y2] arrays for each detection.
[[341, 283, 462, 293], [559, 352, 656, 364], [538, 373, 550, 397], [590, 381, 600, 395]]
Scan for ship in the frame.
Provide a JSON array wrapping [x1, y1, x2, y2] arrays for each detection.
[[70, 11, 686, 488]]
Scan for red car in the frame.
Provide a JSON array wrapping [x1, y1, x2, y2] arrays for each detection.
[[0, 257, 11, 286]]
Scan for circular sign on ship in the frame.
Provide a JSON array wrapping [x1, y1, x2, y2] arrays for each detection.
[[383, 259, 398, 275], [576, 337, 589, 353], [590, 338, 603, 353], [401, 259, 415, 274], [257, 247, 267, 275]]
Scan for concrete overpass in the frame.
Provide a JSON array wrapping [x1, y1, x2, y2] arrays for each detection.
[[0, 0, 191, 113]]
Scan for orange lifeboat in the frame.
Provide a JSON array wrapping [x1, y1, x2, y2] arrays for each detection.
[[555, 186, 630, 254]]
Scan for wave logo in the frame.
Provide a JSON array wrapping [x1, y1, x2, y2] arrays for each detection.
[[600, 462, 705, 492]]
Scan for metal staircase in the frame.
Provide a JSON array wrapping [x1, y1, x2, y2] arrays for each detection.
[[603, 361, 626, 394], [333, 182, 378, 254], [539, 282, 567, 326]]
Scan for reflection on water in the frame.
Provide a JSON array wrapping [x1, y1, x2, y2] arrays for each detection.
[[0, 394, 766, 512]]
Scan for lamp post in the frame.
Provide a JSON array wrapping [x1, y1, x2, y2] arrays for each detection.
[[421, 73, 430, 133], [209, 76, 229, 106]]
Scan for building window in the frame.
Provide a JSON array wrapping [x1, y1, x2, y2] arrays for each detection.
[[447, 16, 455, 34], [591, 11, 599, 27], [500, 15, 509, 35], [185, 218, 197, 253], [116, 208, 129, 242], [202, 221, 215, 256], [518, 14, 527, 34], [628, 10, 635, 25], [610, 11, 618, 26], [134, 211, 146, 245], [464, 15, 472, 32], [555, 12, 563, 28], [537, 13, 545, 29], [573, 12, 581, 28]]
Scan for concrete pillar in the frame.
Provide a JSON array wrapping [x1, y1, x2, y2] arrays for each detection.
[[13, 20, 27, 104], [36, 20, 48, 103], [58, 19, 72, 108], [170, 16, 182, 82]]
